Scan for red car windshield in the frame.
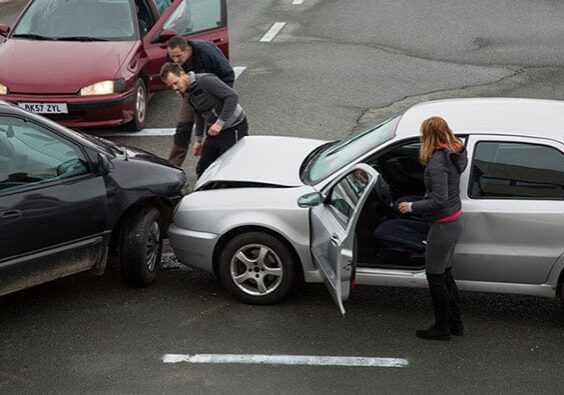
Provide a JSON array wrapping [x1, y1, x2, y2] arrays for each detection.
[[12, 0, 137, 41]]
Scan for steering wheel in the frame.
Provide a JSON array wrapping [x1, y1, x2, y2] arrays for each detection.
[[56, 158, 87, 178]]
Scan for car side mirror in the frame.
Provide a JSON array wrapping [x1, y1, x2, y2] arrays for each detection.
[[94, 153, 111, 176], [158, 29, 177, 43], [298, 192, 323, 208], [0, 24, 10, 37]]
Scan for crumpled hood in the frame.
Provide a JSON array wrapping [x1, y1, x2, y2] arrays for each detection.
[[0, 39, 137, 94], [195, 136, 327, 189]]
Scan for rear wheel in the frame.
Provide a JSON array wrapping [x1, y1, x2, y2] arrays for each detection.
[[120, 207, 162, 287], [124, 79, 147, 131], [218, 232, 296, 304]]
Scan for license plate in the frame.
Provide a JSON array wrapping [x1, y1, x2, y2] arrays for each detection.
[[18, 102, 68, 114]]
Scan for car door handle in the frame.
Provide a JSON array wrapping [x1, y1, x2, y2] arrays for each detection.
[[0, 210, 22, 219], [212, 38, 224, 43]]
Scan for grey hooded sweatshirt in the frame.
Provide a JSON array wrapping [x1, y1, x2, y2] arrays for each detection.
[[411, 147, 468, 223], [185, 72, 246, 142]]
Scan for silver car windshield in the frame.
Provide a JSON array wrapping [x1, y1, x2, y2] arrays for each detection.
[[12, 0, 136, 41], [304, 116, 399, 184]]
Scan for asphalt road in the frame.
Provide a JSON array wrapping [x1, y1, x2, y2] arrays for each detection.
[[1, 1, 564, 393]]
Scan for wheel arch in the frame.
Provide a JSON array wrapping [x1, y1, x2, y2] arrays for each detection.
[[212, 225, 304, 282], [109, 197, 174, 255]]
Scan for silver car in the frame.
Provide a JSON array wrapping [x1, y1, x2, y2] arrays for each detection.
[[169, 98, 564, 314]]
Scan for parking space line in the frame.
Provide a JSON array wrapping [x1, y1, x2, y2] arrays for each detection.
[[292, 0, 305, 4], [91, 128, 175, 137], [260, 22, 286, 42], [234, 66, 247, 80], [162, 353, 409, 368]]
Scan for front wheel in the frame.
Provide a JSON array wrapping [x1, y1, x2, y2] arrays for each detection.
[[120, 207, 162, 287], [124, 79, 147, 131], [218, 232, 296, 305]]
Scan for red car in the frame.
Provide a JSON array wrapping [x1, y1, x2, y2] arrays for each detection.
[[0, 0, 229, 131]]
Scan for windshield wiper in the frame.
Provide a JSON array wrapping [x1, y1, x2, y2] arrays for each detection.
[[56, 36, 109, 42], [12, 33, 55, 40]]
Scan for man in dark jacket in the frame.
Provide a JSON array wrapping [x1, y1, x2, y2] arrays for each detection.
[[160, 62, 248, 177], [166, 36, 235, 166]]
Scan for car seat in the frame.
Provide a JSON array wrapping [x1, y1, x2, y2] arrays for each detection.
[[373, 218, 430, 254]]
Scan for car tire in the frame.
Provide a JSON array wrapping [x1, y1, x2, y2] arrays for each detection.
[[120, 207, 162, 287], [559, 281, 564, 313], [219, 232, 296, 305], [124, 79, 147, 132]]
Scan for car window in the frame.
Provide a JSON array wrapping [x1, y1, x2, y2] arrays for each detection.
[[153, 0, 172, 15], [305, 117, 398, 185], [328, 170, 371, 228], [0, 116, 89, 193], [469, 141, 564, 199], [162, 0, 223, 35], [13, 0, 136, 41]]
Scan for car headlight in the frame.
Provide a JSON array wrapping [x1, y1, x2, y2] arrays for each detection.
[[0, 82, 8, 95], [79, 80, 116, 96]]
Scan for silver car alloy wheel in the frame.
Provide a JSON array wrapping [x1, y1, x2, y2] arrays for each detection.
[[135, 84, 146, 124], [145, 221, 160, 272], [230, 243, 283, 296]]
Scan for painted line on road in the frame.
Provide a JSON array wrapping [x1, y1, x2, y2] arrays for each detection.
[[260, 22, 286, 42], [292, 0, 305, 4], [234, 66, 247, 80], [90, 65, 247, 137], [92, 128, 175, 137], [162, 353, 409, 368]]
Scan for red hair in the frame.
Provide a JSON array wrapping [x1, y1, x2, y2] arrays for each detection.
[[419, 117, 462, 165]]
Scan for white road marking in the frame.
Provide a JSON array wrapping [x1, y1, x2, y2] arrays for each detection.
[[259, 22, 286, 42], [91, 65, 246, 137], [92, 128, 175, 137], [234, 66, 247, 80], [162, 353, 408, 368], [292, 0, 305, 4]]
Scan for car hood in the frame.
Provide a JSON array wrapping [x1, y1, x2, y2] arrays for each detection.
[[195, 136, 327, 189], [0, 40, 137, 94]]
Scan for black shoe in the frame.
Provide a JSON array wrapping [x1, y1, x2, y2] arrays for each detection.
[[449, 322, 464, 336], [416, 325, 451, 341]]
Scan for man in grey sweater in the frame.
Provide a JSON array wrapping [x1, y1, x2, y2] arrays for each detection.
[[160, 62, 248, 177]]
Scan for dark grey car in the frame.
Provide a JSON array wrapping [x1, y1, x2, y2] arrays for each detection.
[[0, 100, 187, 296]]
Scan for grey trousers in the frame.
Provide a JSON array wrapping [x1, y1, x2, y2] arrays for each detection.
[[425, 216, 464, 275]]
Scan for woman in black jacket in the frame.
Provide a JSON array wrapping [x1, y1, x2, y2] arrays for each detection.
[[398, 117, 468, 341]]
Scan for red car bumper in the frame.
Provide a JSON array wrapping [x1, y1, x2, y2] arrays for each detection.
[[2, 89, 136, 129]]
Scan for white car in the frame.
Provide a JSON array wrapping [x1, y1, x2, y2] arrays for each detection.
[[169, 98, 564, 314]]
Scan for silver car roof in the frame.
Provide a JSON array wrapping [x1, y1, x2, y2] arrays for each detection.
[[396, 98, 564, 140]]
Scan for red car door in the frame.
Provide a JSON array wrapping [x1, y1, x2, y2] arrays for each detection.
[[142, 0, 229, 92]]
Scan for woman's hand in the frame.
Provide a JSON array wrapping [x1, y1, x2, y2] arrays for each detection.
[[398, 202, 413, 214]]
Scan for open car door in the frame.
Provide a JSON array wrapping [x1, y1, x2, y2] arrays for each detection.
[[310, 164, 378, 315], [143, 0, 229, 92]]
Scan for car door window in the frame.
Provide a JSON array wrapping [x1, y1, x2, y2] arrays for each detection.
[[328, 170, 371, 228], [469, 141, 564, 199], [0, 116, 89, 193], [162, 0, 223, 35]]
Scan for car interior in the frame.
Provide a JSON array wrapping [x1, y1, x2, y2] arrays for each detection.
[[0, 119, 89, 192], [354, 140, 429, 270]]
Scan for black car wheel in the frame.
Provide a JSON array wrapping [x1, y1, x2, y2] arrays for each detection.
[[120, 207, 162, 287], [218, 232, 296, 304], [124, 79, 147, 131]]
